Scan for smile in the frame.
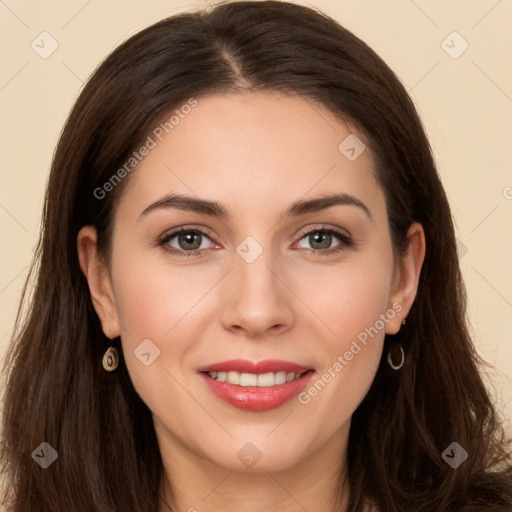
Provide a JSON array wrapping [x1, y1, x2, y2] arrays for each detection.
[[197, 359, 315, 411]]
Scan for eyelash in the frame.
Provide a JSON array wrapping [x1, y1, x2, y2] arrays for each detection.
[[156, 225, 353, 258]]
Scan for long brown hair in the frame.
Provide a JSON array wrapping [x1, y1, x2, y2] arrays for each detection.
[[1, 1, 511, 510]]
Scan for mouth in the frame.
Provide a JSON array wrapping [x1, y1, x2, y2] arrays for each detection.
[[197, 359, 315, 411]]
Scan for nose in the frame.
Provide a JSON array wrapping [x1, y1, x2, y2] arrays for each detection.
[[220, 245, 295, 338]]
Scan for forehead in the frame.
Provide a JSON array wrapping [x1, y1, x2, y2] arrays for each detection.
[[116, 91, 385, 223]]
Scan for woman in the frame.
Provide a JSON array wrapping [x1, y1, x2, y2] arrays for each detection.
[[1, 1, 511, 511]]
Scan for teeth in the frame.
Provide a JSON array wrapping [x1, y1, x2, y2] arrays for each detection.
[[227, 371, 240, 385], [257, 372, 274, 386], [240, 373, 257, 386], [207, 370, 304, 386], [274, 372, 287, 385]]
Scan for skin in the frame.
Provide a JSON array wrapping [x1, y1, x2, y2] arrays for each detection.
[[78, 91, 425, 512]]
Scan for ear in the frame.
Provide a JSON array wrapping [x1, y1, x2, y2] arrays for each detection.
[[77, 225, 121, 339], [385, 222, 426, 335]]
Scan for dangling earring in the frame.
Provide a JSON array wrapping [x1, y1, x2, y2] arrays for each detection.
[[102, 338, 119, 372], [387, 317, 406, 370], [387, 341, 405, 370]]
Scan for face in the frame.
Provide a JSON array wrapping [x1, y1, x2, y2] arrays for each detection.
[[79, 91, 423, 475]]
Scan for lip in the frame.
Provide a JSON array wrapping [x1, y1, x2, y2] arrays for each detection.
[[197, 359, 313, 374], [197, 359, 315, 412]]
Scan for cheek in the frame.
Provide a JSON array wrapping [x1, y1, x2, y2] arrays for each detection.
[[295, 254, 393, 404], [108, 246, 214, 403], [299, 255, 394, 348], [111, 246, 213, 342]]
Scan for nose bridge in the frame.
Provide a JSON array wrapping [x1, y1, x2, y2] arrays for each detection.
[[233, 233, 280, 297], [221, 233, 294, 335]]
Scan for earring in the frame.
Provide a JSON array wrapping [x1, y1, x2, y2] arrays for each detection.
[[401, 318, 406, 325], [102, 339, 119, 372], [387, 342, 405, 370]]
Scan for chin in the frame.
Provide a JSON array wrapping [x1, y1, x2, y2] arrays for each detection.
[[200, 438, 311, 474]]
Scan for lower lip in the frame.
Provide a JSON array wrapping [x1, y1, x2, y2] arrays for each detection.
[[200, 371, 315, 411]]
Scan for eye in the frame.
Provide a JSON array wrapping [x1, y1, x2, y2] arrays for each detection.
[[156, 225, 352, 258], [157, 228, 215, 257], [296, 227, 352, 255]]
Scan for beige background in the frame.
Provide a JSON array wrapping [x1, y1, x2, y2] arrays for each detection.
[[0, 0, 511, 432]]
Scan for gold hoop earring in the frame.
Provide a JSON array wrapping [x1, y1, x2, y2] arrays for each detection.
[[102, 340, 119, 372]]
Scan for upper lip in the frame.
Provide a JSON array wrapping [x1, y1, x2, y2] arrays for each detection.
[[197, 359, 314, 374]]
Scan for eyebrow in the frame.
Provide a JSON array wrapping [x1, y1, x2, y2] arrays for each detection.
[[138, 192, 372, 222]]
